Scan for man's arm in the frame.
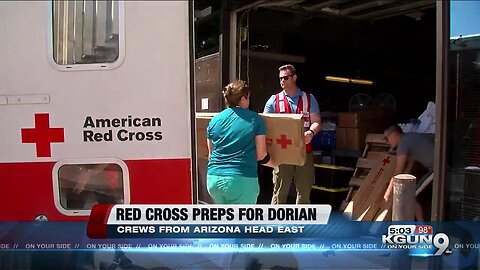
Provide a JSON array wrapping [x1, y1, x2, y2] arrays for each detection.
[[305, 112, 321, 144], [263, 95, 276, 113], [395, 154, 408, 175], [305, 94, 321, 144]]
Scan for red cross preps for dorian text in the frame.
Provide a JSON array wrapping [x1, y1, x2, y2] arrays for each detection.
[[276, 134, 292, 149], [21, 113, 65, 157]]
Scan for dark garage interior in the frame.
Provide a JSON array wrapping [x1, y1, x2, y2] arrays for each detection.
[[194, 0, 437, 206]]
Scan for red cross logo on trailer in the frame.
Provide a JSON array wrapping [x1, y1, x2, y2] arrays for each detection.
[[21, 113, 65, 157]]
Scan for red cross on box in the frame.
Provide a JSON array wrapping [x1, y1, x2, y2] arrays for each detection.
[[21, 113, 65, 157], [276, 134, 292, 149], [383, 156, 391, 166]]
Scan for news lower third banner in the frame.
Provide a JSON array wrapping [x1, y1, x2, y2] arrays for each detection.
[[87, 204, 332, 239], [2, 214, 480, 268]]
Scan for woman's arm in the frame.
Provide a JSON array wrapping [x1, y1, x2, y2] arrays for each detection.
[[207, 139, 213, 160], [255, 135, 275, 167]]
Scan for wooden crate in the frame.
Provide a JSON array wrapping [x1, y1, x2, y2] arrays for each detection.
[[341, 134, 396, 221]]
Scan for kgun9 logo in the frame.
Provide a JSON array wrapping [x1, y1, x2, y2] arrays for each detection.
[[382, 225, 450, 256]]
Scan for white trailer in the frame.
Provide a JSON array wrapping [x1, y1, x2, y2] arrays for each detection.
[[0, 1, 195, 221]]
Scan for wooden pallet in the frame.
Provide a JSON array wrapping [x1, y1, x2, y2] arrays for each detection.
[[341, 134, 396, 221]]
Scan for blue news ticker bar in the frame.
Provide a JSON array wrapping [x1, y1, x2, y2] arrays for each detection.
[[1, 220, 480, 269]]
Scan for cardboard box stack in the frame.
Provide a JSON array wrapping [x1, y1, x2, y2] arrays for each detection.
[[336, 108, 394, 150]]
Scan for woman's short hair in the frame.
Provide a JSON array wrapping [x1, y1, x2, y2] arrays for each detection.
[[222, 80, 250, 107]]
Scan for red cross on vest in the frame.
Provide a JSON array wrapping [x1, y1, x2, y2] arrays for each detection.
[[274, 91, 312, 153], [21, 113, 65, 157]]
